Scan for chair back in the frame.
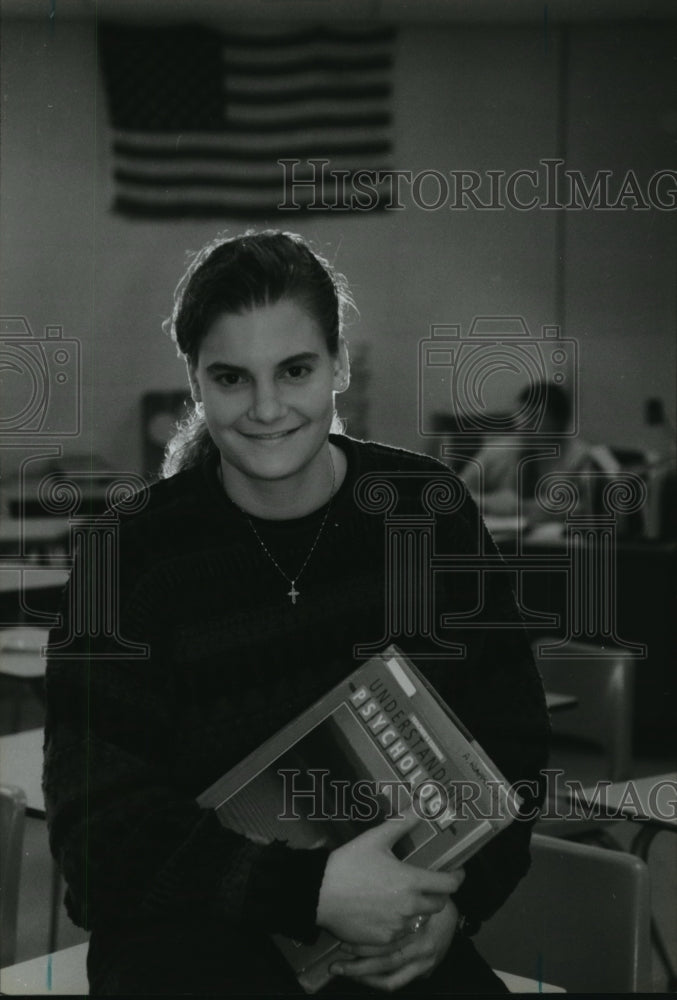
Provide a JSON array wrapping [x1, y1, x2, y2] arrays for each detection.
[[475, 833, 652, 993], [534, 640, 634, 782], [0, 784, 27, 967]]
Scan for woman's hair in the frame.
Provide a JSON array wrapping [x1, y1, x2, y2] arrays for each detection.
[[161, 230, 355, 478]]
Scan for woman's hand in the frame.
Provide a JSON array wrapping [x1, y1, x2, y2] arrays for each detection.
[[315, 807, 464, 947], [329, 897, 460, 991]]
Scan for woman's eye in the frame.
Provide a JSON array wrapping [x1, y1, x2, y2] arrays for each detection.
[[218, 372, 245, 386], [285, 365, 311, 380]]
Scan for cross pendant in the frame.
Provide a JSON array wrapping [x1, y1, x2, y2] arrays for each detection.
[[288, 583, 300, 604]]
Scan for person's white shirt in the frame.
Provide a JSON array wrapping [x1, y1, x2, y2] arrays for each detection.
[[459, 435, 621, 522]]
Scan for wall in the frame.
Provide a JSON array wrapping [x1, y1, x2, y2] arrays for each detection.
[[564, 21, 676, 452], [0, 15, 674, 479]]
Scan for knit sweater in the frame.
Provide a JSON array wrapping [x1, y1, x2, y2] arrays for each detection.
[[43, 435, 550, 994]]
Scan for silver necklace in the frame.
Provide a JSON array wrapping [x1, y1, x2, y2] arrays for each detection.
[[226, 452, 336, 605]]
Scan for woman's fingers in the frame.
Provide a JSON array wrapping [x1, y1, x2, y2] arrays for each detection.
[[340, 930, 419, 959], [365, 804, 420, 848], [359, 960, 432, 992], [332, 953, 434, 987], [333, 919, 440, 977], [411, 892, 451, 916], [330, 939, 430, 979], [411, 865, 464, 895]]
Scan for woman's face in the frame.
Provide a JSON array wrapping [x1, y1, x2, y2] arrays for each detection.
[[188, 298, 348, 487]]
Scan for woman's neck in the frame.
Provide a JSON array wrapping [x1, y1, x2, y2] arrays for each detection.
[[219, 441, 347, 520]]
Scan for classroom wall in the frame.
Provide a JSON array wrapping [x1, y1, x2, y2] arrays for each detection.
[[0, 15, 674, 478], [564, 22, 676, 452]]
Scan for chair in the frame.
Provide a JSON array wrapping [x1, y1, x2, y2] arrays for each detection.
[[0, 785, 27, 968], [475, 833, 652, 993], [534, 639, 634, 785]]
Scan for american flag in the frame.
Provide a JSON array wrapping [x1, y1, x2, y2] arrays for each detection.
[[98, 22, 396, 219]]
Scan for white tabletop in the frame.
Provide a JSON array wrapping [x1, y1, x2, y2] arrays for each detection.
[[0, 567, 69, 594], [0, 649, 46, 678], [0, 519, 70, 543], [0, 727, 45, 814], [0, 627, 49, 677], [0, 942, 89, 995], [581, 772, 677, 830]]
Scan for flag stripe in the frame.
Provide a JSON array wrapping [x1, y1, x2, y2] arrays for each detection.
[[114, 156, 388, 181], [113, 167, 390, 190], [114, 198, 369, 219], [222, 54, 393, 75], [226, 85, 392, 105], [226, 100, 389, 126], [114, 175, 394, 217], [226, 67, 389, 95], [182, 114, 393, 135], [113, 136, 392, 162], [219, 25, 397, 47]]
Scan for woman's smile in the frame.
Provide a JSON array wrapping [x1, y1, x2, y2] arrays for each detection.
[[240, 426, 303, 441]]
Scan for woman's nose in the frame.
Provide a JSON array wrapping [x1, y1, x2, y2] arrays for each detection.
[[248, 381, 287, 423]]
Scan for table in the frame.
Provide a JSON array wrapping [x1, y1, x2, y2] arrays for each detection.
[[0, 942, 89, 995], [1, 627, 49, 677], [0, 518, 69, 545], [0, 568, 69, 594], [581, 772, 677, 846], [0, 651, 46, 681], [0, 727, 45, 815]]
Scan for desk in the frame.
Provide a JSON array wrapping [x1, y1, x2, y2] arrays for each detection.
[[581, 772, 677, 845], [0, 627, 49, 680], [0, 517, 69, 545], [0, 568, 69, 594], [0, 942, 89, 995], [0, 652, 46, 681], [3, 478, 117, 520], [0, 727, 45, 815]]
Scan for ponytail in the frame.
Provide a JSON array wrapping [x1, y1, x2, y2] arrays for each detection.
[[160, 407, 219, 479]]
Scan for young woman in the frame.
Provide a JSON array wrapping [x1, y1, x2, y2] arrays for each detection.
[[44, 231, 550, 995]]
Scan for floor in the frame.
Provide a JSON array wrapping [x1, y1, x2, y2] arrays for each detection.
[[1, 679, 675, 992]]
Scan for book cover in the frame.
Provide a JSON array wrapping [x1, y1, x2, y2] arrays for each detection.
[[198, 644, 521, 992]]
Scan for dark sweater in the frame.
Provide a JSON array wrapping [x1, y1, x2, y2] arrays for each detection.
[[43, 435, 550, 994]]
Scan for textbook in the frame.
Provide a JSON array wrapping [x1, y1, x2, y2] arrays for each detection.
[[198, 644, 521, 992]]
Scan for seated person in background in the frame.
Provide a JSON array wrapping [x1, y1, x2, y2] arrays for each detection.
[[459, 381, 619, 523]]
